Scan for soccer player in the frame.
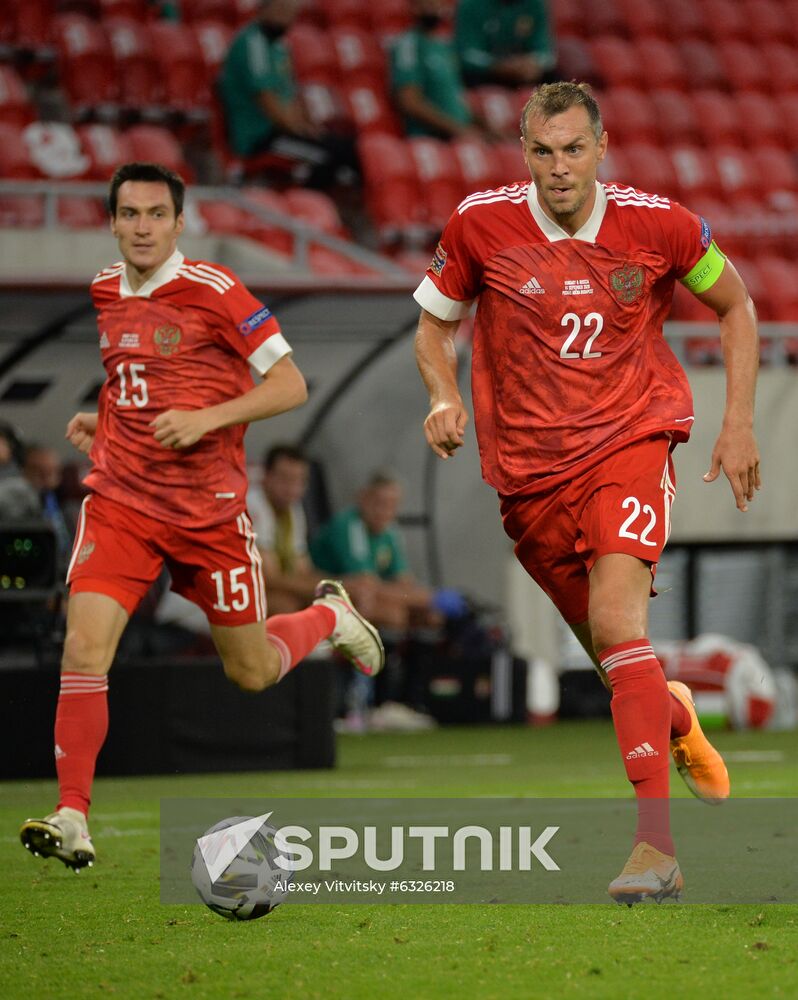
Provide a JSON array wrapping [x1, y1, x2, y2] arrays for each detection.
[[413, 83, 760, 904], [19, 162, 384, 872]]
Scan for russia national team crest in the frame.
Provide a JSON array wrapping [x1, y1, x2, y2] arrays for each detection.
[[609, 263, 645, 304], [154, 324, 182, 356]]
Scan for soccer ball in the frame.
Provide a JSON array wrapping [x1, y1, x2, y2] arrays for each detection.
[[191, 815, 294, 921]]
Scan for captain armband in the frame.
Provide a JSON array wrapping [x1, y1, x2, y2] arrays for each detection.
[[680, 241, 727, 294]]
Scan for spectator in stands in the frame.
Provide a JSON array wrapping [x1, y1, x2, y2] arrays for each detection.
[[0, 423, 40, 521], [389, 0, 486, 140], [455, 0, 557, 88], [22, 444, 72, 565], [219, 0, 358, 188]]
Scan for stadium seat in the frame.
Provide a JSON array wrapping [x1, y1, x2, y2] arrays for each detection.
[[588, 37, 642, 89], [358, 132, 420, 243], [148, 22, 210, 113], [775, 93, 798, 149], [0, 66, 36, 127], [691, 92, 739, 147], [742, 0, 783, 43], [0, 195, 45, 227], [282, 188, 348, 237], [58, 196, 107, 229], [677, 40, 726, 92], [755, 148, 798, 198], [718, 41, 770, 93], [317, 0, 371, 29], [714, 146, 758, 199], [654, 0, 705, 41], [496, 141, 527, 185], [618, 0, 670, 40], [555, 36, 600, 87], [14, 0, 53, 52], [0, 123, 38, 178], [308, 245, 378, 276], [105, 18, 162, 111], [99, 0, 150, 18], [731, 258, 768, 317], [53, 14, 118, 116], [648, 90, 700, 147], [700, 0, 748, 40], [237, 187, 295, 254], [288, 23, 336, 84], [600, 89, 658, 146], [452, 137, 505, 194], [761, 45, 798, 93], [77, 123, 135, 179], [301, 81, 352, 133], [669, 146, 721, 200], [367, 0, 412, 38], [179, 0, 238, 25], [597, 147, 632, 188], [331, 27, 386, 86], [343, 83, 402, 136], [733, 92, 780, 146], [468, 86, 520, 138], [199, 199, 275, 247], [410, 137, 465, 230], [552, 0, 582, 37], [621, 143, 680, 200], [582, 0, 625, 38], [634, 38, 686, 92], [193, 21, 234, 81], [124, 125, 192, 179], [23, 121, 91, 179]]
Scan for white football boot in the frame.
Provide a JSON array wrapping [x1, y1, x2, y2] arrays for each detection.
[[20, 807, 96, 872], [313, 580, 385, 677]]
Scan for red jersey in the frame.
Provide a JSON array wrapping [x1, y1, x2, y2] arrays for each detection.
[[87, 250, 292, 527], [414, 181, 711, 497]]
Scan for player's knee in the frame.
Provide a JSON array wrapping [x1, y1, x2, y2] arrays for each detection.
[[589, 611, 645, 655], [62, 626, 112, 675], [222, 653, 279, 693]]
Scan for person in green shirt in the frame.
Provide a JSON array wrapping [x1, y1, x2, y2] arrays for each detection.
[[455, 0, 557, 88], [389, 0, 481, 139], [219, 0, 357, 187]]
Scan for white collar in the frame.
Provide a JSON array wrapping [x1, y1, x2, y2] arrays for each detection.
[[527, 181, 607, 243], [120, 249, 185, 298]]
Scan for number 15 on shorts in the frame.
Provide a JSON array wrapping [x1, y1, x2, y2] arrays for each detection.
[[211, 567, 251, 612]]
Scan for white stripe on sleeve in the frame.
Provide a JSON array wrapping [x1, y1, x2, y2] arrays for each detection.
[[413, 275, 473, 321], [247, 332, 292, 375]]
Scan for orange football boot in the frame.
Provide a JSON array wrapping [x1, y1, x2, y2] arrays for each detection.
[[608, 842, 684, 906], [668, 680, 730, 804]]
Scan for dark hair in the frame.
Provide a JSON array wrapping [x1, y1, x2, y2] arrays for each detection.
[[108, 162, 185, 217], [520, 82, 603, 143], [264, 444, 307, 470]]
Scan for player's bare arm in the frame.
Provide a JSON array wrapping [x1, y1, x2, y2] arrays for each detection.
[[693, 260, 761, 512], [414, 309, 468, 459], [65, 411, 98, 454], [150, 356, 307, 450]]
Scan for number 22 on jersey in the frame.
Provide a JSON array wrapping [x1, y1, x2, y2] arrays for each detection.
[[560, 312, 603, 360]]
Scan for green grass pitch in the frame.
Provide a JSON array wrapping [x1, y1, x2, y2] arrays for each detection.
[[2, 721, 797, 1000]]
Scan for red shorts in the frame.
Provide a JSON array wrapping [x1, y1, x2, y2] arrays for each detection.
[[500, 435, 677, 625], [66, 493, 267, 626]]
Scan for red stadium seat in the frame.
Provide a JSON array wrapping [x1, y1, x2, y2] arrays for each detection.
[[0, 123, 38, 178], [600, 89, 658, 146], [308, 245, 379, 276], [199, 200, 269, 244], [77, 124, 135, 179], [148, 22, 210, 112], [648, 90, 700, 147], [762, 45, 798, 93], [124, 125, 192, 179], [495, 141, 527, 185], [0, 195, 45, 227], [755, 147, 798, 199], [718, 41, 770, 94], [367, 0, 412, 38], [733, 92, 780, 146], [14, 0, 52, 51], [288, 23, 336, 84], [358, 132, 419, 243], [669, 146, 721, 200], [589, 38, 642, 89], [237, 187, 295, 255], [582, 0, 625, 38], [99, 0, 150, 18], [468, 86, 520, 138], [552, 0, 582, 37], [344, 83, 402, 136], [59, 196, 107, 229], [53, 14, 118, 115], [700, 0, 747, 40], [677, 41, 726, 92], [194, 21, 234, 79], [282, 188, 347, 237], [617, 0, 669, 39], [23, 121, 91, 179], [555, 36, 600, 87], [331, 27, 386, 85], [597, 147, 632, 188], [634, 38, 686, 92], [655, 0, 705, 41], [180, 0, 238, 25], [317, 0, 370, 29], [691, 92, 738, 147], [714, 146, 758, 198], [0, 66, 36, 127], [730, 257, 768, 315], [410, 137, 463, 230], [621, 143, 680, 200], [452, 137, 505, 194], [742, 0, 783, 43], [105, 18, 162, 110], [775, 94, 798, 149], [301, 81, 352, 132]]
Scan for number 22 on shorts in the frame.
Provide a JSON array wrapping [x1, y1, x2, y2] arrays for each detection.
[[618, 496, 657, 547]]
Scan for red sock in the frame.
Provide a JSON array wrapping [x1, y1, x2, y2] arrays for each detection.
[[599, 639, 674, 856], [55, 673, 109, 818], [267, 605, 336, 680], [669, 691, 692, 739]]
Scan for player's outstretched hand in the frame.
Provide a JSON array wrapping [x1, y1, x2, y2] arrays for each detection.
[[424, 398, 469, 460], [703, 425, 761, 512], [150, 409, 213, 450], [65, 412, 98, 454]]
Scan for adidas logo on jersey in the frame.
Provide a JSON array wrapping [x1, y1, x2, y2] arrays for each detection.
[[99, 331, 110, 350], [626, 742, 659, 759], [519, 276, 545, 295]]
